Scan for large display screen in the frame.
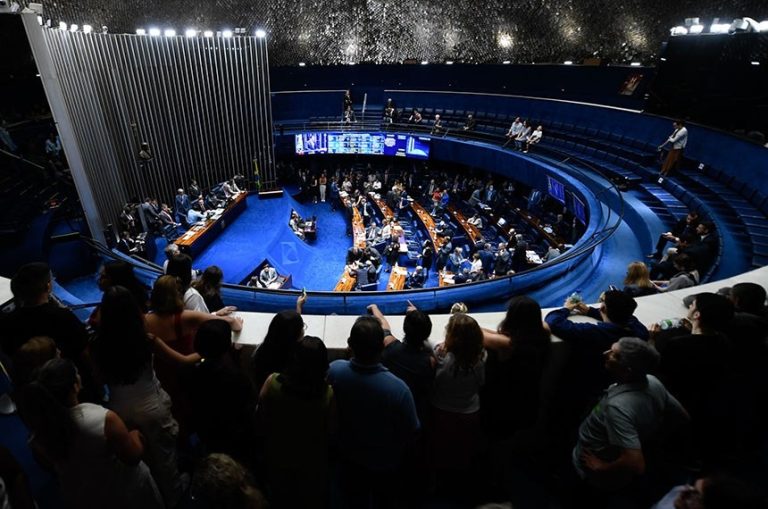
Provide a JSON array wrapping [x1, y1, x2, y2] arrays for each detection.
[[547, 176, 566, 204], [571, 193, 588, 225], [295, 132, 431, 159]]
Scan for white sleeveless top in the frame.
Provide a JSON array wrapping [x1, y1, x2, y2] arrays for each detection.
[[56, 403, 164, 509]]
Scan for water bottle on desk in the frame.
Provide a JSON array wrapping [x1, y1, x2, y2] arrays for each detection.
[[567, 290, 582, 305]]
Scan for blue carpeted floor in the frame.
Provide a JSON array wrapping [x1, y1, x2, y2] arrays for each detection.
[[154, 191, 352, 290]]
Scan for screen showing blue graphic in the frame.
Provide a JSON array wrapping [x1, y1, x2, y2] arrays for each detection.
[[571, 193, 587, 225], [295, 132, 430, 159], [547, 176, 566, 204]]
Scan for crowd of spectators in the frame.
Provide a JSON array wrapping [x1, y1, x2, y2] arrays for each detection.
[[1, 256, 765, 509]]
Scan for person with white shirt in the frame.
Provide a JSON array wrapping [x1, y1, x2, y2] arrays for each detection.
[[524, 125, 543, 153], [186, 208, 205, 224], [658, 119, 688, 179], [503, 117, 524, 147], [514, 121, 532, 151], [467, 213, 483, 229]]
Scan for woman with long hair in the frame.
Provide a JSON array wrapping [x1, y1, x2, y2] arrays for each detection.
[[430, 313, 487, 471], [192, 265, 230, 314], [250, 310, 305, 391], [145, 275, 243, 432], [89, 260, 150, 329], [92, 285, 197, 508], [21, 358, 163, 509], [258, 336, 335, 508], [480, 296, 552, 436], [623, 261, 658, 297]]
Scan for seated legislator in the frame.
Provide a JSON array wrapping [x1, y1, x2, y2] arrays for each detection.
[[258, 263, 280, 289], [221, 177, 241, 200], [408, 109, 423, 124], [467, 213, 483, 229], [187, 207, 206, 224], [406, 266, 427, 289], [289, 211, 305, 240], [524, 125, 543, 153]]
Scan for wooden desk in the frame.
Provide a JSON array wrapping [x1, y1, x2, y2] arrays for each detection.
[[175, 192, 247, 258], [411, 201, 446, 252], [386, 266, 409, 291], [512, 207, 564, 247], [448, 205, 483, 244], [367, 193, 395, 221], [334, 269, 357, 292], [438, 270, 455, 287]]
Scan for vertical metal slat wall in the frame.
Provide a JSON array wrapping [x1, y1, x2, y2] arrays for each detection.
[[40, 28, 276, 230]]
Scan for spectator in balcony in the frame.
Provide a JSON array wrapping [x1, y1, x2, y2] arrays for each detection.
[[546, 290, 649, 426], [648, 211, 700, 260], [2, 263, 92, 394], [514, 121, 531, 151], [92, 285, 194, 507], [430, 313, 487, 471], [166, 253, 208, 313], [20, 358, 164, 509], [462, 113, 476, 131], [654, 253, 699, 292], [658, 119, 688, 179], [524, 125, 543, 153], [258, 336, 334, 508], [572, 338, 688, 493], [44, 131, 62, 159], [431, 114, 445, 135], [481, 296, 552, 436], [502, 117, 524, 148], [186, 454, 267, 509], [182, 320, 256, 466], [0, 119, 18, 152], [383, 98, 395, 124], [408, 109, 423, 124], [622, 261, 658, 297], [370, 303, 435, 425], [651, 475, 764, 509], [193, 265, 234, 313], [327, 316, 419, 507], [251, 309, 306, 392]]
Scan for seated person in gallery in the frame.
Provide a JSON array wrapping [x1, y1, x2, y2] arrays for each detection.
[[524, 125, 543, 153], [406, 265, 427, 289], [462, 114, 476, 131], [503, 117, 524, 147], [408, 109, 423, 124], [431, 114, 445, 135], [467, 213, 483, 229], [258, 263, 280, 289]]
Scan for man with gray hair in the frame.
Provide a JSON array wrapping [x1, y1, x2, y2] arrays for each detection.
[[572, 337, 688, 491]]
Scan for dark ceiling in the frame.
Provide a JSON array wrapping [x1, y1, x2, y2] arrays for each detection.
[[25, 0, 768, 66]]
